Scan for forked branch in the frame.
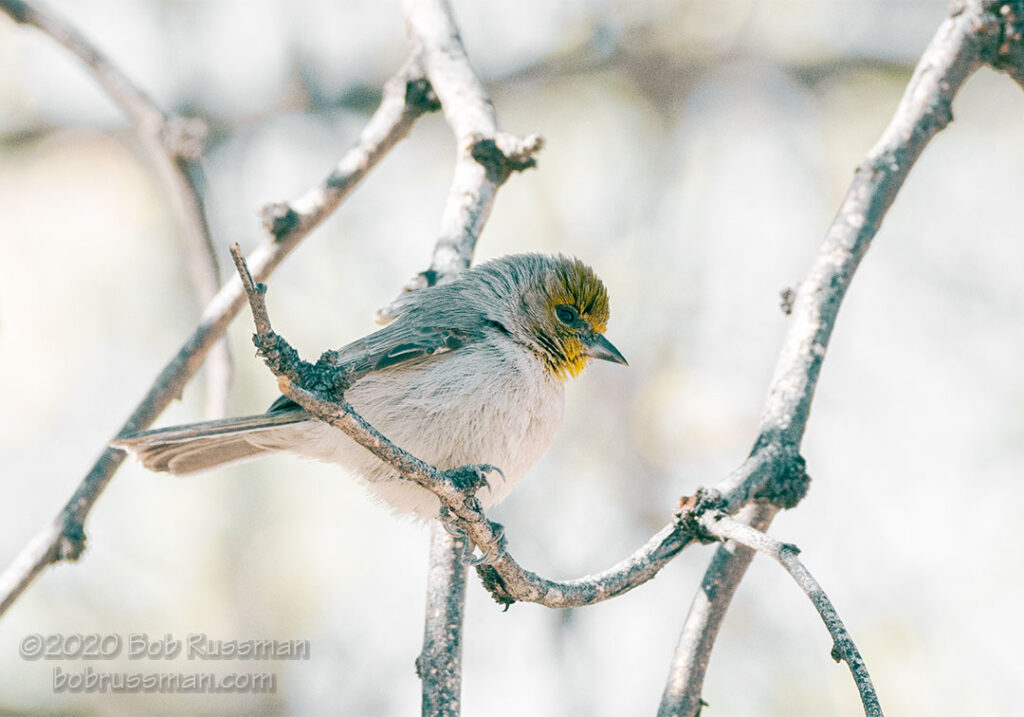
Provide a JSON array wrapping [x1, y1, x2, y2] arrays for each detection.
[[697, 513, 883, 717], [660, 1, 1024, 714]]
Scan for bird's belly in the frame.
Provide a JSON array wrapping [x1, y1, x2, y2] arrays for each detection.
[[285, 347, 565, 518]]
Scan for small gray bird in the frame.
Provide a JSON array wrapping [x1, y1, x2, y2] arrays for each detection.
[[113, 253, 627, 519]]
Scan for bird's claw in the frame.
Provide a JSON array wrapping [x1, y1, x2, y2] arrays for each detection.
[[488, 520, 506, 547], [441, 518, 466, 538], [469, 548, 493, 566], [438, 505, 469, 537], [436, 516, 493, 565], [438, 490, 506, 565], [442, 463, 504, 496], [465, 520, 506, 566]]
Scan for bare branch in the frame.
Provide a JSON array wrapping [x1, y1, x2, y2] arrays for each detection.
[[417, 524, 468, 717], [258, 59, 439, 241], [659, 2, 1024, 713], [376, 0, 543, 323], [658, 503, 778, 717], [752, 1, 991, 451], [475, 445, 789, 609], [0, 0, 235, 417], [0, 60, 436, 618], [405, 0, 543, 277], [698, 512, 884, 717], [384, 3, 546, 712]]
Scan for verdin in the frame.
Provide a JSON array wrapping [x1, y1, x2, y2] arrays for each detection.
[[114, 253, 626, 519]]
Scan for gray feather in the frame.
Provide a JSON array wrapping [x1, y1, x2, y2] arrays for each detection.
[[112, 410, 311, 475]]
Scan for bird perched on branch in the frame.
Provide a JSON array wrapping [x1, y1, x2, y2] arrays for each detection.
[[113, 253, 627, 519]]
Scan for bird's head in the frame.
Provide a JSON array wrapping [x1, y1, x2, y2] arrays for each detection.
[[516, 255, 628, 379]]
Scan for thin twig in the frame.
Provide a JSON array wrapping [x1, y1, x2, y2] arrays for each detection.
[[0, 59, 437, 619], [0, 0, 233, 418], [258, 58, 439, 241], [698, 512, 883, 717], [659, 1, 1023, 713]]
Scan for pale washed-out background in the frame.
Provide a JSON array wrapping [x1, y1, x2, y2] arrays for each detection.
[[1, 1, 1023, 715]]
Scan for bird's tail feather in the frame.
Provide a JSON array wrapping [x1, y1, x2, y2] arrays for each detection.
[[111, 410, 312, 475]]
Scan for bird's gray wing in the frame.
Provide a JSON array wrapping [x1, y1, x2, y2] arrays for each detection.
[[267, 321, 485, 414]]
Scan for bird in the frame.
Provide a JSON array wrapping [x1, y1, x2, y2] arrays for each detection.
[[113, 253, 627, 519]]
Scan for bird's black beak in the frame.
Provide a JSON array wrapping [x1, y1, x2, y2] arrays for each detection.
[[584, 333, 628, 366]]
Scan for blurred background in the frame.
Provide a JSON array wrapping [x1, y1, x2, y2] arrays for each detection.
[[2, 0, 1023, 714]]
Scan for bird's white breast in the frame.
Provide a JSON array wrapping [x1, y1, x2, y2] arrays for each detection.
[[265, 340, 565, 518]]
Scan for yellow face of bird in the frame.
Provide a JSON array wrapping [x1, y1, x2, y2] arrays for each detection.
[[526, 258, 625, 379]]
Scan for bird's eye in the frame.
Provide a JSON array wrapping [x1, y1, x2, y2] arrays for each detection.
[[555, 305, 579, 325]]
